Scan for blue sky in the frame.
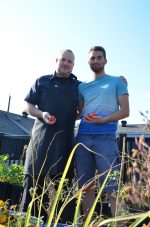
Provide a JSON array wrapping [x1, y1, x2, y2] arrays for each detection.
[[0, 0, 150, 124]]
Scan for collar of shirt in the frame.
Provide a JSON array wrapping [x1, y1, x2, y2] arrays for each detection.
[[49, 71, 77, 80]]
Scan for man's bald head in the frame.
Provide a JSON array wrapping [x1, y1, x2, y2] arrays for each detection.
[[55, 49, 75, 77]]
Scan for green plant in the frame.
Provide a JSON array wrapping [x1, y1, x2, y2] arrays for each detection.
[[0, 200, 8, 224], [0, 155, 24, 185], [23, 143, 115, 227], [10, 139, 150, 227], [0, 199, 44, 226]]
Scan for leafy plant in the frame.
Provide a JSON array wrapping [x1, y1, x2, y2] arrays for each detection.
[[0, 200, 8, 224], [0, 199, 44, 226], [0, 155, 24, 185], [1, 136, 150, 226], [22, 141, 148, 226]]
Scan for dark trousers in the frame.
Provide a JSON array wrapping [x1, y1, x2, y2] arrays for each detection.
[[19, 174, 76, 224]]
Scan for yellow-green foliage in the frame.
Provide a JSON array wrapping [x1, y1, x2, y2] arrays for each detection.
[[0, 155, 23, 185]]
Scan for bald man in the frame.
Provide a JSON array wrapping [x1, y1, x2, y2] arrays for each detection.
[[20, 49, 81, 223]]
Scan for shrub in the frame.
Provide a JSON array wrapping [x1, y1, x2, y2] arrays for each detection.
[[0, 155, 24, 185]]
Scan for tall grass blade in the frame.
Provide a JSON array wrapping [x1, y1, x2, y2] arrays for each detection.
[[129, 214, 150, 227], [73, 189, 82, 225], [114, 136, 126, 227], [24, 196, 36, 227], [97, 211, 150, 226], [53, 189, 82, 226], [37, 179, 46, 226], [84, 168, 112, 227], [24, 132, 63, 226], [46, 143, 82, 227]]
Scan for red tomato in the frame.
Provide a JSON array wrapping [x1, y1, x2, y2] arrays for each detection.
[[49, 115, 56, 121], [88, 112, 96, 118]]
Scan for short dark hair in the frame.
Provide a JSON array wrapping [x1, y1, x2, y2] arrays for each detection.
[[88, 46, 106, 59]]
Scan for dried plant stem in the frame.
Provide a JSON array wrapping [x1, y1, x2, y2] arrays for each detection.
[[84, 168, 112, 227], [114, 136, 126, 226]]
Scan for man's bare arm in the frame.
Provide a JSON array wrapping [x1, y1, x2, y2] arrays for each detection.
[[84, 94, 129, 123], [25, 102, 43, 118], [104, 94, 129, 122], [25, 102, 56, 125]]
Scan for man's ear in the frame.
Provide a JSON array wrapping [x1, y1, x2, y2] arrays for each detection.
[[56, 58, 58, 63]]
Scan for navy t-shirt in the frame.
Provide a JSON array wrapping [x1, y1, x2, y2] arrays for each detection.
[[24, 73, 81, 176]]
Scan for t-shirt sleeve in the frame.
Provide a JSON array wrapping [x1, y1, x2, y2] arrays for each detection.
[[78, 83, 84, 102], [116, 77, 129, 97], [24, 78, 40, 105]]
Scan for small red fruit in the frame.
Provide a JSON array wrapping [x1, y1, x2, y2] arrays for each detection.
[[49, 115, 55, 121], [88, 112, 96, 118]]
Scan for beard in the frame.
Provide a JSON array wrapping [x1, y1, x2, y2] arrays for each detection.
[[57, 66, 72, 77], [90, 64, 104, 73]]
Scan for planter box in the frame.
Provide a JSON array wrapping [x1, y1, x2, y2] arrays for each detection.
[[42, 224, 79, 227], [0, 182, 23, 205]]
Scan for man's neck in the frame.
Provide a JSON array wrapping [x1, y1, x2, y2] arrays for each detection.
[[93, 71, 105, 78], [56, 73, 70, 78]]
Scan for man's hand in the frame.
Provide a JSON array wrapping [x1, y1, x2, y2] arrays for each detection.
[[84, 112, 107, 124], [42, 112, 56, 125]]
